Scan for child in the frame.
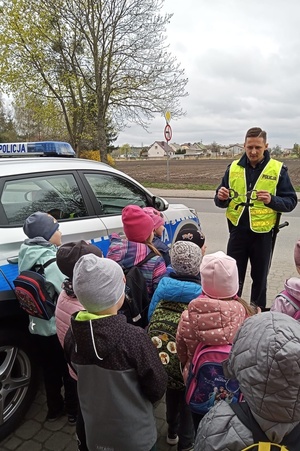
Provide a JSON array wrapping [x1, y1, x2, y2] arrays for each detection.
[[175, 227, 206, 256], [64, 255, 168, 451], [55, 240, 103, 450], [148, 240, 202, 320], [194, 312, 300, 450], [18, 212, 78, 423], [148, 241, 203, 451], [55, 240, 103, 360], [176, 251, 254, 429], [270, 238, 300, 318], [107, 204, 167, 299], [166, 227, 206, 274], [143, 207, 171, 266]]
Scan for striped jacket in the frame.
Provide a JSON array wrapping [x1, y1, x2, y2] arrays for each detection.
[[107, 233, 167, 299]]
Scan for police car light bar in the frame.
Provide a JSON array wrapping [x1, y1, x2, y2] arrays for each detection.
[[0, 141, 75, 157]]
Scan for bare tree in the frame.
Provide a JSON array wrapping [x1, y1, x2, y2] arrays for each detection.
[[0, 0, 187, 161]]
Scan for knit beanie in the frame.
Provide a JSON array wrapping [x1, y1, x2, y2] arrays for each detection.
[[57, 240, 103, 280], [143, 207, 165, 230], [23, 211, 59, 241], [122, 205, 154, 243], [73, 255, 125, 313], [201, 251, 239, 299], [175, 227, 205, 249], [170, 241, 202, 276], [294, 239, 300, 268]]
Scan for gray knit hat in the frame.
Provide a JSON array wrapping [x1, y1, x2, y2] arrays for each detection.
[[170, 241, 202, 276], [73, 254, 125, 313], [23, 211, 59, 241]]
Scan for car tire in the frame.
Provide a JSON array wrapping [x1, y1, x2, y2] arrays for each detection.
[[0, 329, 38, 441]]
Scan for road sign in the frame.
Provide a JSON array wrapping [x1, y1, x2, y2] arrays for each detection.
[[165, 111, 171, 123], [164, 124, 172, 142]]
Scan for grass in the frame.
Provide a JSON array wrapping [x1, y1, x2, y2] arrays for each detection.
[[143, 182, 300, 192], [143, 182, 218, 190]]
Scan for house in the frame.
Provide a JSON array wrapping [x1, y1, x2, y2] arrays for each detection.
[[168, 142, 181, 153], [181, 142, 207, 157], [147, 141, 174, 158], [227, 143, 244, 156]]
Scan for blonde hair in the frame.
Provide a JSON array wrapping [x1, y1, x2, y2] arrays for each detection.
[[144, 237, 162, 256], [236, 297, 258, 316]]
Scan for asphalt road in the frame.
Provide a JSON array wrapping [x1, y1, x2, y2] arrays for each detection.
[[163, 196, 300, 306]]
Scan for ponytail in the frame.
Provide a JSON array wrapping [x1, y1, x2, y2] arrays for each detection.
[[144, 238, 162, 257]]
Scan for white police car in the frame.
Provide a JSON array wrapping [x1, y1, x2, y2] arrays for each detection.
[[0, 147, 201, 439]]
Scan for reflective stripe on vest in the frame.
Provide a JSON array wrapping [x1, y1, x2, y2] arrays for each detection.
[[226, 159, 282, 232]]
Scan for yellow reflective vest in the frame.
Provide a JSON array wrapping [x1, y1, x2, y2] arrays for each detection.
[[226, 159, 282, 232]]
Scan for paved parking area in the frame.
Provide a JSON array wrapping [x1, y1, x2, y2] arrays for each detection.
[[0, 388, 173, 451]]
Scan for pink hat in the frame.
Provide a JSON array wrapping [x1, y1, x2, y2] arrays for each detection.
[[122, 205, 154, 243], [200, 251, 239, 299], [143, 207, 165, 230], [294, 239, 300, 268]]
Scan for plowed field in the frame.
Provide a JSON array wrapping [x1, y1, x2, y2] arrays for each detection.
[[115, 158, 300, 188]]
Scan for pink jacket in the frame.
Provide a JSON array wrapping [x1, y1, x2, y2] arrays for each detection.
[[270, 277, 300, 318], [176, 296, 247, 383], [55, 290, 84, 379]]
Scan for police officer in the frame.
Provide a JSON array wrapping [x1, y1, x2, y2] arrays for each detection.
[[215, 127, 297, 310]]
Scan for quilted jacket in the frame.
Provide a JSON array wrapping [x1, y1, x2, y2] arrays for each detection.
[[55, 288, 84, 379], [270, 276, 300, 318], [176, 295, 246, 382], [194, 312, 300, 450]]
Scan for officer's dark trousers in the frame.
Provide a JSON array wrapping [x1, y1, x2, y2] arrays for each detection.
[[227, 228, 273, 309]]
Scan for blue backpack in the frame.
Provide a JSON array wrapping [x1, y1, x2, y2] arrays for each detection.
[[185, 342, 241, 415]]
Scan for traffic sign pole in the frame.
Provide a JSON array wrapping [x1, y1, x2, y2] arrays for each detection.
[[164, 122, 172, 182]]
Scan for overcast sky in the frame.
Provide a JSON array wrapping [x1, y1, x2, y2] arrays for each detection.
[[116, 0, 300, 149]]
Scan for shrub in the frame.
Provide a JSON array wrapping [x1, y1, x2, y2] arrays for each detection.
[[79, 150, 115, 167]]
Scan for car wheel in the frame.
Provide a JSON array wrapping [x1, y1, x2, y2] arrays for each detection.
[[0, 329, 38, 441]]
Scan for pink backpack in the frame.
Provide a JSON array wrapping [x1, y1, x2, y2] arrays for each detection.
[[278, 290, 300, 320], [185, 342, 242, 415]]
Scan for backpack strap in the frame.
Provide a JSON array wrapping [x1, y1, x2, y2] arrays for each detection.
[[231, 402, 300, 450], [135, 251, 156, 268], [231, 402, 269, 443], [278, 292, 300, 311], [31, 257, 56, 275]]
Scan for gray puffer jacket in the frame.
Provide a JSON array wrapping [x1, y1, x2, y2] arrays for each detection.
[[195, 311, 300, 451]]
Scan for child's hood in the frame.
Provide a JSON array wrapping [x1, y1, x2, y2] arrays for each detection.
[[156, 276, 202, 303], [284, 277, 300, 301], [18, 240, 57, 271], [223, 312, 300, 435]]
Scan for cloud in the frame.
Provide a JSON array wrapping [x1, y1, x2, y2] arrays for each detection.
[[116, 0, 300, 149]]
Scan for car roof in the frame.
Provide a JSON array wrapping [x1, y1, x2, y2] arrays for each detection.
[[1, 157, 124, 177]]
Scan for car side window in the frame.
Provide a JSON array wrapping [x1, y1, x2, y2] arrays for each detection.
[[84, 172, 148, 215], [1, 174, 88, 224]]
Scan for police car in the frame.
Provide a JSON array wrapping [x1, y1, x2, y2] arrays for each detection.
[[0, 143, 201, 439]]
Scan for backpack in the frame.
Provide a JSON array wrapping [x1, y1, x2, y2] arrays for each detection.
[[121, 251, 156, 328], [147, 300, 187, 390], [13, 258, 58, 320], [231, 401, 300, 451], [277, 290, 300, 320], [185, 342, 241, 415]]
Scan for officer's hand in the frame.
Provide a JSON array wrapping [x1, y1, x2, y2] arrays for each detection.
[[217, 187, 230, 200], [256, 190, 271, 204]]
